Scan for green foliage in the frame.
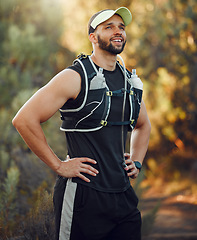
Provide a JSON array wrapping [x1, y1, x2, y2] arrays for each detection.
[[0, 145, 10, 173], [0, 166, 20, 235], [22, 189, 55, 240], [0, 108, 14, 175], [0, 0, 75, 107], [0, 0, 70, 238]]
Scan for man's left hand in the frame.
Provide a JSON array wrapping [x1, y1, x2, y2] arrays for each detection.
[[124, 153, 139, 179]]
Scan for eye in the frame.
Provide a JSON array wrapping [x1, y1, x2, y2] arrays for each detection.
[[120, 26, 125, 30]]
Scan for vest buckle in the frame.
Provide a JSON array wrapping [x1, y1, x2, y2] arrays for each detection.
[[101, 120, 108, 126], [77, 53, 88, 59], [130, 119, 134, 124], [106, 91, 113, 96], [130, 90, 134, 95]]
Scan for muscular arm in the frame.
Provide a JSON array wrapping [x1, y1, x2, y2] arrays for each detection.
[[130, 100, 151, 163], [125, 100, 151, 178], [12, 69, 98, 182]]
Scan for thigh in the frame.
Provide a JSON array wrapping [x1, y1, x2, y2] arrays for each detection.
[[70, 184, 116, 240], [108, 211, 142, 240]]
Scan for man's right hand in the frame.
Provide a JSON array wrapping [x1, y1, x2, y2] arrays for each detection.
[[55, 157, 99, 183]]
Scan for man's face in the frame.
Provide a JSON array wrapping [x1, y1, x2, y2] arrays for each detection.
[[95, 14, 127, 55]]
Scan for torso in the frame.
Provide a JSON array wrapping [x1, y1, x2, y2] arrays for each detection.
[[61, 61, 131, 192]]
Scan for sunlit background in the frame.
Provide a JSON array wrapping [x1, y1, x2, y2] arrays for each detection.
[[0, 0, 196, 239]]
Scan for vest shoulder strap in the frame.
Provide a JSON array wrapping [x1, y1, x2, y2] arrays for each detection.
[[75, 54, 97, 82], [117, 61, 132, 79]]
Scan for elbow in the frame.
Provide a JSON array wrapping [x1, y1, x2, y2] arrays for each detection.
[[12, 114, 24, 131], [12, 115, 20, 129]]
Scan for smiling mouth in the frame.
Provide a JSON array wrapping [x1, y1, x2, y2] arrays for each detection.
[[112, 39, 122, 42], [111, 37, 124, 44]]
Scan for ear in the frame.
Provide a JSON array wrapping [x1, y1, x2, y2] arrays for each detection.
[[89, 32, 98, 44]]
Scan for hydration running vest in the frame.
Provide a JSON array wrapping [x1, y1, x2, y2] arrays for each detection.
[[59, 54, 143, 132]]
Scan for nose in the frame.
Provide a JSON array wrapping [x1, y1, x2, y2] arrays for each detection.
[[114, 26, 122, 35]]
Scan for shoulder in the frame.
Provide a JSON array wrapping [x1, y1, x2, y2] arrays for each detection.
[[52, 67, 81, 89], [46, 66, 82, 101]]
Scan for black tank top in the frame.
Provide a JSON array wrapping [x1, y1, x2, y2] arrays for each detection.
[[64, 61, 131, 192]]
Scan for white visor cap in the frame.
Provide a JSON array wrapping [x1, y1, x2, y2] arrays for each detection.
[[90, 7, 132, 30]]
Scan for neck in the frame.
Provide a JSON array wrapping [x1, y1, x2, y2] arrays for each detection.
[[91, 50, 118, 71]]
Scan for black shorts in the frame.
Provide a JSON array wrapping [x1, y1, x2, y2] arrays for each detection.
[[53, 177, 141, 240]]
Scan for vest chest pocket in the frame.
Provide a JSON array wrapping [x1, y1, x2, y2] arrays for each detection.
[[74, 88, 109, 128]]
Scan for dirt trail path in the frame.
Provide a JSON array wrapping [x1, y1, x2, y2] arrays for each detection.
[[141, 190, 197, 240]]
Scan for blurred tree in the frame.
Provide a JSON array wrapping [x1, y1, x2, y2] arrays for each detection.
[[0, 166, 20, 236], [0, 0, 75, 107], [0, 0, 73, 237], [0, 0, 74, 168], [23, 188, 55, 240], [128, 0, 197, 154]]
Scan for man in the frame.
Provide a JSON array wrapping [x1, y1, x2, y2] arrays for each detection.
[[12, 7, 151, 240]]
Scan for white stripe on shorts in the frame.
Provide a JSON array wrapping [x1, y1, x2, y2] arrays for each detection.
[[59, 178, 77, 240]]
